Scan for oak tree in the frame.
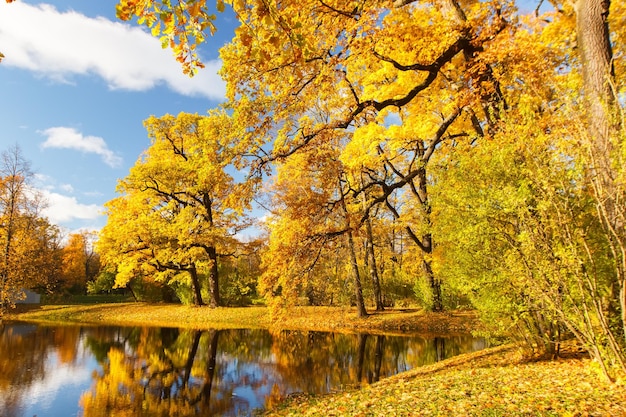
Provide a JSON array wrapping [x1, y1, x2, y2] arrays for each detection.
[[98, 111, 253, 307]]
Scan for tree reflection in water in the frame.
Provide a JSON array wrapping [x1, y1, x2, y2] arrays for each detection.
[[81, 329, 484, 416], [0, 323, 485, 417]]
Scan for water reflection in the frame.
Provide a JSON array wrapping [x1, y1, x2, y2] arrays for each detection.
[[0, 323, 485, 416]]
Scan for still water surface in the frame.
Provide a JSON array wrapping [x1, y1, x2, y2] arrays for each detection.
[[0, 323, 485, 416]]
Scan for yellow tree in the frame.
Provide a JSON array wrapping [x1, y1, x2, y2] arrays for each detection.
[[98, 194, 178, 302], [429, 2, 626, 378], [260, 135, 369, 316], [98, 111, 253, 307], [60, 231, 100, 294], [113, 0, 625, 329]]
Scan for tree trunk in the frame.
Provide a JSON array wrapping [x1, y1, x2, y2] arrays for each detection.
[[575, 0, 626, 372], [189, 265, 205, 306], [338, 177, 367, 317], [360, 175, 384, 311], [348, 229, 368, 318], [576, 0, 625, 345], [422, 233, 443, 312], [207, 246, 220, 307], [576, 0, 614, 167], [366, 218, 384, 311], [202, 192, 221, 308], [127, 282, 138, 301], [410, 166, 443, 312]]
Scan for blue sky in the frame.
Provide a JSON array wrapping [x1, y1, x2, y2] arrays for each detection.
[[0, 0, 238, 236]]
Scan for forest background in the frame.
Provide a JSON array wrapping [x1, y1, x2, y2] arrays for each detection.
[[1, 0, 625, 382]]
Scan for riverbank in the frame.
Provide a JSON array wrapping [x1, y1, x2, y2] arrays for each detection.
[[4, 302, 478, 335], [264, 342, 626, 416]]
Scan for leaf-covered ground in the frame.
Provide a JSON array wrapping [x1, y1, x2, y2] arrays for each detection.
[[265, 344, 626, 417]]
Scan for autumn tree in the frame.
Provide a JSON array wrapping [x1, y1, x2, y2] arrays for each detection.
[[431, 1, 626, 378], [0, 145, 60, 315], [98, 111, 253, 307], [260, 136, 369, 316], [20, 216, 63, 296], [573, 0, 625, 377], [59, 231, 100, 294], [216, 0, 516, 311]]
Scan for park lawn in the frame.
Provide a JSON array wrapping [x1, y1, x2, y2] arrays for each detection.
[[6, 302, 625, 416], [4, 302, 478, 334]]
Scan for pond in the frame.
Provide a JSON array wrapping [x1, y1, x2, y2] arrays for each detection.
[[0, 323, 485, 417]]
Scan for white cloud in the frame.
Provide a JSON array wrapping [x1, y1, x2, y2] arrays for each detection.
[[9, 350, 96, 417], [0, 2, 225, 100], [40, 126, 122, 168], [59, 183, 75, 193], [41, 189, 102, 225], [34, 173, 54, 189]]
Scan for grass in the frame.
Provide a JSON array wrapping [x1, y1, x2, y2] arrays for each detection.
[[5, 301, 625, 416], [4, 302, 477, 335]]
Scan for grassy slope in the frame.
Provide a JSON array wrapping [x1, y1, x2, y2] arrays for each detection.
[[5, 303, 626, 416], [266, 344, 626, 417]]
